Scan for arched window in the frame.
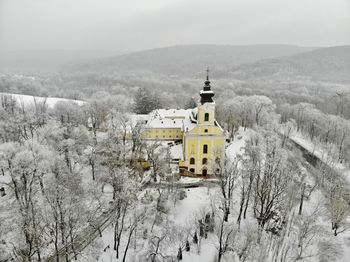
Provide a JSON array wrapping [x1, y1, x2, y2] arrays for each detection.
[[203, 144, 208, 154], [190, 158, 195, 165], [202, 158, 208, 165], [190, 168, 195, 173], [204, 113, 209, 121]]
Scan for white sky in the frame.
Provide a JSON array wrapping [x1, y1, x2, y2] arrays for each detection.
[[0, 0, 349, 52]]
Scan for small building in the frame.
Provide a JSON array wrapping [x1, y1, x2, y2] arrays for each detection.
[[140, 71, 226, 176]]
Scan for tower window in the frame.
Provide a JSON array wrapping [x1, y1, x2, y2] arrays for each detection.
[[202, 158, 208, 165], [190, 158, 195, 165], [203, 144, 208, 154], [204, 113, 209, 121]]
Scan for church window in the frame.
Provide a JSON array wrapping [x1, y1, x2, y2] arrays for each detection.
[[190, 158, 195, 164], [202, 158, 208, 164], [204, 113, 209, 121], [204, 129, 208, 133], [203, 144, 208, 154]]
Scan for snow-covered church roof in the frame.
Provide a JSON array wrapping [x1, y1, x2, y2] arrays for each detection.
[[155, 109, 193, 119], [146, 108, 195, 129]]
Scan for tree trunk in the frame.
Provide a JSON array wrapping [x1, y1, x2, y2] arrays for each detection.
[[298, 183, 305, 215]]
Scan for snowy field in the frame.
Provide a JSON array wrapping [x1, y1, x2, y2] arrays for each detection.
[[0, 92, 86, 109]]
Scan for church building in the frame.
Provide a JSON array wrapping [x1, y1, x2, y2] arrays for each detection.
[[141, 71, 226, 176]]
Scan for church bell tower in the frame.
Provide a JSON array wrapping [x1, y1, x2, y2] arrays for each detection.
[[198, 68, 215, 126]]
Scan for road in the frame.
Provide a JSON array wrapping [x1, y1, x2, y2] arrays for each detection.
[[45, 203, 117, 262], [289, 137, 350, 203]]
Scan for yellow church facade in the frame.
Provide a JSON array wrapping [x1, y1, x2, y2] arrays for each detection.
[[141, 73, 226, 176]]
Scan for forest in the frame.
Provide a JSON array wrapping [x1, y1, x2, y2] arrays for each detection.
[[1, 72, 350, 261], [1, 45, 350, 262]]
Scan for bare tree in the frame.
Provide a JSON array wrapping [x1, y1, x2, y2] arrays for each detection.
[[215, 158, 239, 222], [122, 212, 145, 262], [293, 205, 324, 260], [0, 141, 51, 261], [326, 184, 350, 236], [237, 134, 262, 226]]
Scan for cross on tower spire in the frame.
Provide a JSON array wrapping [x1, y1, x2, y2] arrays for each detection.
[[200, 67, 214, 104]]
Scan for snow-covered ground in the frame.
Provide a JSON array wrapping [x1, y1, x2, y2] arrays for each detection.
[[225, 127, 253, 161], [80, 186, 221, 262], [170, 143, 184, 160], [0, 92, 86, 109]]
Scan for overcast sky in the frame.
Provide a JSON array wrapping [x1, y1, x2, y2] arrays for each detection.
[[0, 0, 349, 53]]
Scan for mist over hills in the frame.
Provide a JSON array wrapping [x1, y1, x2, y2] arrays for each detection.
[[71, 44, 316, 77], [227, 45, 350, 83], [69, 44, 350, 84], [1, 44, 349, 105], [0, 49, 123, 72], [4, 44, 348, 84]]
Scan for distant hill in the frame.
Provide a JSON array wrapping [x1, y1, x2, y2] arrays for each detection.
[[0, 49, 123, 73], [226, 46, 350, 83], [70, 44, 316, 77]]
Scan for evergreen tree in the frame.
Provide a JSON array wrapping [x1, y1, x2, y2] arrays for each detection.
[[199, 220, 204, 237], [205, 213, 211, 224], [133, 87, 163, 114], [133, 87, 149, 114], [193, 232, 198, 244], [185, 240, 190, 252], [177, 247, 182, 261], [184, 97, 197, 109]]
